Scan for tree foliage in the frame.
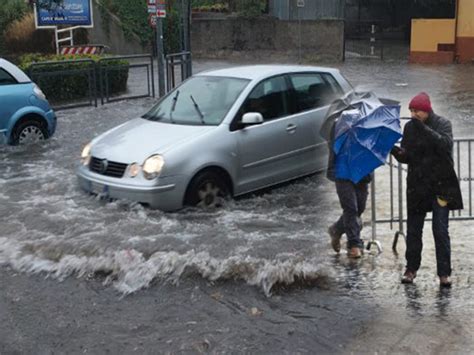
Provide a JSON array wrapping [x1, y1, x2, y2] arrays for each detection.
[[0, 0, 29, 52]]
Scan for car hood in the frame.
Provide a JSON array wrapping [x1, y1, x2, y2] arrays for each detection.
[[91, 118, 215, 163]]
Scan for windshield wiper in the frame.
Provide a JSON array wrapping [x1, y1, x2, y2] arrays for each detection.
[[190, 95, 205, 124], [169, 90, 180, 123]]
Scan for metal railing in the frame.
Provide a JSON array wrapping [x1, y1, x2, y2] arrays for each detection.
[[28, 55, 156, 111], [29, 59, 97, 110], [369, 138, 474, 254], [99, 55, 155, 105], [166, 51, 192, 92]]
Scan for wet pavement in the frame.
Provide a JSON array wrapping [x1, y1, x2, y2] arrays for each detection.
[[1, 58, 474, 353]]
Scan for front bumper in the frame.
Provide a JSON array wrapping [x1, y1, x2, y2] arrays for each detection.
[[45, 109, 57, 136], [76, 164, 187, 211]]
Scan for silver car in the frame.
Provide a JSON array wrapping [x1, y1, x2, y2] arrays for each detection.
[[77, 65, 353, 211]]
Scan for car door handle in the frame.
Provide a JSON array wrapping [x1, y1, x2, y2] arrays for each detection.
[[286, 124, 297, 133]]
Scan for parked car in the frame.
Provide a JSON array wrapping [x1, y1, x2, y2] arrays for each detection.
[[77, 65, 353, 211], [0, 58, 56, 145]]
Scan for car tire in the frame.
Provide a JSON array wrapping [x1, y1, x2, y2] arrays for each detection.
[[185, 171, 230, 208], [11, 118, 48, 145]]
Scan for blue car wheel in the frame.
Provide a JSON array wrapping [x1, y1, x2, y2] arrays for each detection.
[[11, 118, 48, 145]]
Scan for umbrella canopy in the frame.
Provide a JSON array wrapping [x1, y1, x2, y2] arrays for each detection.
[[329, 92, 402, 183]]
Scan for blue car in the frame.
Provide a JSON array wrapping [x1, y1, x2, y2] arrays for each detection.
[[0, 58, 56, 145]]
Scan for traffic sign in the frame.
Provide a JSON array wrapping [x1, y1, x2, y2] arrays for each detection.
[[148, 13, 157, 28], [147, 6, 156, 13], [156, 9, 166, 18]]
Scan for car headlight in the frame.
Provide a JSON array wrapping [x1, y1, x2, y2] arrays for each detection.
[[142, 155, 164, 180], [33, 84, 47, 101], [81, 142, 92, 166]]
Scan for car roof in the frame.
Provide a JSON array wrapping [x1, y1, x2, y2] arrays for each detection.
[[0, 58, 31, 83], [196, 64, 341, 81]]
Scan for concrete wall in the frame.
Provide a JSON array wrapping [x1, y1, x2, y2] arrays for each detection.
[[87, 0, 149, 55], [270, 0, 344, 20], [191, 17, 344, 62]]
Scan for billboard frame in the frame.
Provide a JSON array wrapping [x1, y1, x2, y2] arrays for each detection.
[[34, 0, 94, 29]]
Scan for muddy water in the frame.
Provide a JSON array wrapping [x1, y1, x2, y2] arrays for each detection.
[[1, 60, 474, 352]]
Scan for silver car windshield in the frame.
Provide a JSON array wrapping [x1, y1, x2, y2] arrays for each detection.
[[143, 76, 250, 125]]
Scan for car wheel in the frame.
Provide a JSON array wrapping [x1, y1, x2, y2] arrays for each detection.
[[186, 171, 230, 208], [11, 119, 48, 145]]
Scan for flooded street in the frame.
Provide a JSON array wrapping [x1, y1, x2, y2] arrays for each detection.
[[1, 59, 474, 353]]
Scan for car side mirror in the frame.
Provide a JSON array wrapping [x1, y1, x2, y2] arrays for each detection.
[[241, 112, 263, 126]]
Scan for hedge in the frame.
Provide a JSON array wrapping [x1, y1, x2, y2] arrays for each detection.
[[19, 53, 129, 103]]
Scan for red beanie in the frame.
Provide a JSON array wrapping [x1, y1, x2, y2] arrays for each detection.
[[409, 92, 432, 112]]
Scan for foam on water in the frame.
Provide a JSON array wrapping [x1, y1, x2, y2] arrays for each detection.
[[0, 236, 333, 296]]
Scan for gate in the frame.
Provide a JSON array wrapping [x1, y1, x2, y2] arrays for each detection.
[[369, 138, 474, 253], [344, 20, 384, 60]]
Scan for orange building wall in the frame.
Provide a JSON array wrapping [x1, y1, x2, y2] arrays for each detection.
[[410, 19, 455, 64], [456, 0, 474, 63]]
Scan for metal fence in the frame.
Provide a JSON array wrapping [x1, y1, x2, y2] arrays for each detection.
[[29, 55, 156, 111], [99, 55, 155, 105], [29, 58, 98, 111], [369, 138, 474, 253]]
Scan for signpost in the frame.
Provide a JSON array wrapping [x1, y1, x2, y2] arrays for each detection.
[[149, 0, 166, 97], [34, 0, 94, 54]]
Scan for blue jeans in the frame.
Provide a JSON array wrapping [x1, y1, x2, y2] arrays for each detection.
[[406, 199, 451, 277], [333, 179, 368, 249]]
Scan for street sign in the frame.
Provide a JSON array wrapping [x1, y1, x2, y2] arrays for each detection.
[[148, 13, 157, 28], [147, 6, 156, 13], [147, 0, 156, 4], [156, 9, 166, 18], [297, 0, 305, 7]]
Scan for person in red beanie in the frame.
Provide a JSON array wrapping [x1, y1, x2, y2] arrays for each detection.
[[391, 92, 463, 287]]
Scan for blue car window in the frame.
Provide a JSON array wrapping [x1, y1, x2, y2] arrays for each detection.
[[0, 68, 17, 86]]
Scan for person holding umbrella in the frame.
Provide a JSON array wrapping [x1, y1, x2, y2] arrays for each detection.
[[391, 92, 463, 287], [321, 92, 402, 258]]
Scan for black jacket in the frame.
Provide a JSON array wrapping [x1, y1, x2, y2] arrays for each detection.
[[392, 112, 463, 213]]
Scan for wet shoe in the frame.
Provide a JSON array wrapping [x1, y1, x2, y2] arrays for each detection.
[[401, 270, 417, 284], [439, 276, 452, 288], [328, 224, 342, 253], [347, 246, 362, 259]]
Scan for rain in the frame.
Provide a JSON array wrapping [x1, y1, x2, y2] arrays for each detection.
[[1, 58, 474, 352]]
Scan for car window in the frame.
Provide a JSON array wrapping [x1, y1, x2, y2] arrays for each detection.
[[322, 73, 344, 96], [240, 75, 290, 122], [289, 73, 339, 113], [143, 76, 249, 125], [0, 68, 17, 86]]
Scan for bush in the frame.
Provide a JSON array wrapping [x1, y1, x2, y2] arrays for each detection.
[[0, 0, 29, 52], [235, 0, 266, 17], [19, 54, 129, 103]]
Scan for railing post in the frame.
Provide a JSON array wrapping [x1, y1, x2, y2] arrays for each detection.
[[367, 173, 382, 254], [392, 162, 406, 252]]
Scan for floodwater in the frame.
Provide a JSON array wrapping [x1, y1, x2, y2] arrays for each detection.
[[1, 59, 474, 353]]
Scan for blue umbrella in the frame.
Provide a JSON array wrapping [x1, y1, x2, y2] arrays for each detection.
[[333, 97, 402, 183]]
